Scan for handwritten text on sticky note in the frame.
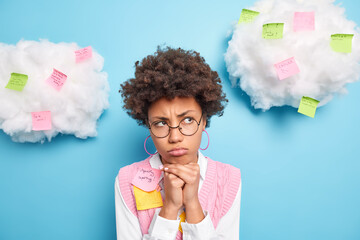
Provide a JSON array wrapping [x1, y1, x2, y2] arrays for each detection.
[[31, 111, 52, 131], [330, 34, 354, 53], [298, 96, 320, 118], [133, 186, 163, 210], [132, 167, 162, 192], [274, 57, 300, 80], [238, 9, 260, 24], [5, 73, 28, 91], [75, 46, 92, 63], [47, 69, 67, 91], [293, 12, 315, 32], [262, 23, 284, 39]]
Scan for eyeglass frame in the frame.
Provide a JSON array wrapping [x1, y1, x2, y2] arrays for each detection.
[[148, 113, 204, 138]]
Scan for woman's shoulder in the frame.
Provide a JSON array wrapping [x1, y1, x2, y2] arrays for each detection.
[[205, 156, 241, 174], [117, 156, 152, 177]]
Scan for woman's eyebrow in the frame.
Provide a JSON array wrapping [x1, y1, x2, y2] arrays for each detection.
[[152, 116, 168, 121], [151, 110, 196, 121], [177, 110, 196, 117]]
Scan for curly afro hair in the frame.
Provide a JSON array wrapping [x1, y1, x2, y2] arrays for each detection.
[[119, 46, 228, 127]]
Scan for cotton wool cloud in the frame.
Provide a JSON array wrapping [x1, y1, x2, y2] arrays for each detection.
[[225, 0, 360, 110], [0, 40, 109, 143]]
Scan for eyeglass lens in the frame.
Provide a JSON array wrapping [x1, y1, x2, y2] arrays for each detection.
[[150, 117, 199, 138]]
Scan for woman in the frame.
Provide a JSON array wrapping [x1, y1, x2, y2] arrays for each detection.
[[116, 47, 241, 239]]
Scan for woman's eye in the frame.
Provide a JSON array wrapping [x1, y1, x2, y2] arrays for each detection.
[[183, 117, 194, 124], [154, 121, 166, 127]]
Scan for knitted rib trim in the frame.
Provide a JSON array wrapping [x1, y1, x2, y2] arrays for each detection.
[[221, 164, 241, 217], [199, 157, 217, 211], [118, 157, 152, 234]]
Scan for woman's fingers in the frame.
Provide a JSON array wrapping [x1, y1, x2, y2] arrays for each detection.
[[162, 172, 184, 212], [164, 171, 185, 187], [161, 163, 200, 184]]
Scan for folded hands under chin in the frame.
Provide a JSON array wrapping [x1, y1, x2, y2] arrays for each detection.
[[159, 163, 205, 224]]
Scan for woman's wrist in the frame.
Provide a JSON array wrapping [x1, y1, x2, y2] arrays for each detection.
[[184, 198, 205, 224], [183, 196, 200, 208], [159, 203, 181, 220]]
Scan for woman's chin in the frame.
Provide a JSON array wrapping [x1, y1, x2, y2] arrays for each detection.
[[161, 154, 196, 165]]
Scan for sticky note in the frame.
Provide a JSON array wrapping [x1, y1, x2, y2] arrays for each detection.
[[47, 69, 67, 91], [297, 96, 320, 118], [31, 111, 52, 131], [293, 12, 315, 32], [262, 23, 284, 39], [75, 46, 92, 63], [238, 9, 260, 24], [178, 211, 186, 233], [330, 34, 354, 53], [133, 186, 163, 210], [132, 167, 162, 192], [5, 73, 28, 91], [274, 57, 300, 80]]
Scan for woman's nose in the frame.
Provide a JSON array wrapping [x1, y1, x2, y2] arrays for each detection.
[[168, 126, 183, 143]]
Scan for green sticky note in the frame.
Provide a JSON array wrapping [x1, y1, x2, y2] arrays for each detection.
[[330, 34, 354, 53], [262, 23, 284, 39], [5, 73, 28, 91], [238, 9, 260, 24], [297, 96, 320, 118]]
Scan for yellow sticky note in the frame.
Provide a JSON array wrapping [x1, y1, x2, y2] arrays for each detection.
[[297, 96, 320, 118], [133, 186, 163, 210], [330, 34, 354, 53], [238, 9, 259, 24], [262, 23, 284, 39], [5, 73, 28, 91], [178, 211, 186, 233]]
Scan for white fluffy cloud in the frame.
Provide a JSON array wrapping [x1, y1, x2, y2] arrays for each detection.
[[225, 0, 360, 110], [0, 40, 109, 143]]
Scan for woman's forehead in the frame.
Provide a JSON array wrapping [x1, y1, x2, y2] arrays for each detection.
[[148, 97, 202, 117]]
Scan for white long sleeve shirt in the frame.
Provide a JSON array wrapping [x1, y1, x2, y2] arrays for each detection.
[[115, 152, 241, 240]]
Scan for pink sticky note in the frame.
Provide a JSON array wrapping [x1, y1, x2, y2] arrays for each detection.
[[47, 69, 67, 91], [274, 57, 300, 80], [132, 167, 162, 192], [293, 12, 315, 32], [31, 111, 52, 131], [75, 46, 92, 63]]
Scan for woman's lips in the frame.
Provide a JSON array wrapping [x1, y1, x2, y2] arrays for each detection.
[[168, 148, 188, 157]]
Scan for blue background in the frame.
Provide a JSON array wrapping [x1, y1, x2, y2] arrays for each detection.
[[1, 0, 359, 239]]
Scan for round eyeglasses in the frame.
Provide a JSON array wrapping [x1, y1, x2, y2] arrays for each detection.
[[149, 114, 203, 138]]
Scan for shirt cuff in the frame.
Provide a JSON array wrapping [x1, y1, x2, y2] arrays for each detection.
[[148, 208, 180, 239], [181, 211, 216, 240]]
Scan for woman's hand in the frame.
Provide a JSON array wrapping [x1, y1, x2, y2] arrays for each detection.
[[159, 170, 185, 220], [161, 163, 205, 223], [162, 163, 200, 206]]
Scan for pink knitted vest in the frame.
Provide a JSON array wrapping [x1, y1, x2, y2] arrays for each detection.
[[118, 156, 241, 239]]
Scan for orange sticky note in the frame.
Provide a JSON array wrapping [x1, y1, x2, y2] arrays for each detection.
[[133, 186, 163, 210], [31, 111, 52, 131], [75, 46, 92, 63], [47, 69, 67, 91], [178, 211, 186, 233]]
